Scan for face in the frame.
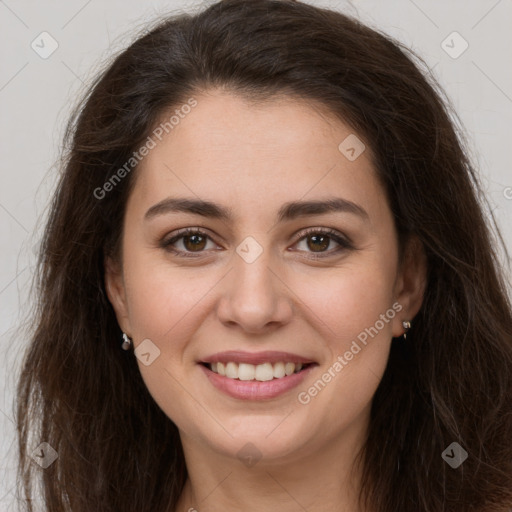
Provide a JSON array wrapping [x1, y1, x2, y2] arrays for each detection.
[[106, 89, 426, 465]]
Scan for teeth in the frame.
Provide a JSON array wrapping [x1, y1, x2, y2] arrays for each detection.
[[255, 362, 274, 381], [225, 362, 238, 379], [207, 361, 305, 381], [238, 363, 255, 381], [273, 362, 285, 379]]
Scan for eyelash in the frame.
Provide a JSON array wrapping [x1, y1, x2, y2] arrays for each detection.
[[160, 227, 354, 259]]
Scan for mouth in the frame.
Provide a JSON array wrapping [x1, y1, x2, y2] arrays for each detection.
[[197, 350, 319, 399], [199, 361, 317, 382], [198, 359, 318, 400]]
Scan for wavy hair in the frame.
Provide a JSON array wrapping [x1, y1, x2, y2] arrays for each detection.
[[16, 1, 512, 511]]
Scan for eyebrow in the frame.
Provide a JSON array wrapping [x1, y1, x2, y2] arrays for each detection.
[[144, 196, 369, 223]]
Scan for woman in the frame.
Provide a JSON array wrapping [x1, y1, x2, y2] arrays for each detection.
[[16, 0, 512, 511]]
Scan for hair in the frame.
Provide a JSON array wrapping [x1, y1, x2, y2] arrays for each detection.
[[15, 0, 512, 511]]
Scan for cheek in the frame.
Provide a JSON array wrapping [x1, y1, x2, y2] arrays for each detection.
[[121, 252, 216, 426], [122, 241, 205, 334], [289, 253, 398, 410], [291, 266, 397, 431], [290, 255, 397, 345]]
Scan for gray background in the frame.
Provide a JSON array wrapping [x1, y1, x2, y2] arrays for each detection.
[[1, 0, 511, 509]]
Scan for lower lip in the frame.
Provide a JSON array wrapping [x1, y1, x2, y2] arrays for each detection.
[[199, 363, 317, 400]]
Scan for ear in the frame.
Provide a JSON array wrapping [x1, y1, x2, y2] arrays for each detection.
[[104, 255, 132, 334], [391, 235, 428, 338]]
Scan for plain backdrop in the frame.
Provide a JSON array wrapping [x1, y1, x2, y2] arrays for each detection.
[[1, 0, 511, 509]]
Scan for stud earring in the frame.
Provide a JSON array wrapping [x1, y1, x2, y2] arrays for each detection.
[[402, 320, 411, 340], [121, 333, 132, 350]]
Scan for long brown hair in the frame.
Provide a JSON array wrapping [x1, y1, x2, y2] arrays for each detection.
[[16, 1, 512, 510]]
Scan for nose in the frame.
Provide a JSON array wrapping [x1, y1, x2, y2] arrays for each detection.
[[216, 244, 293, 334]]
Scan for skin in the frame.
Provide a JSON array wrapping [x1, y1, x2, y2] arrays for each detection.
[[105, 89, 427, 512]]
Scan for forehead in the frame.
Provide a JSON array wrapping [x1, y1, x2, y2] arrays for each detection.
[[129, 90, 387, 224], [153, 90, 364, 161]]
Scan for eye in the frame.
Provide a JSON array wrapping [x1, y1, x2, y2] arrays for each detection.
[[291, 227, 354, 258], [160, 228, 219, 258]]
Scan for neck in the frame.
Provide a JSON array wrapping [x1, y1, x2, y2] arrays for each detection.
[[172, 413, 370, 512]]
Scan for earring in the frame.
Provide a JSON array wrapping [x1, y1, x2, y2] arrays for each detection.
[[402, 320, 411, 340], [121, 333, 132, 350]]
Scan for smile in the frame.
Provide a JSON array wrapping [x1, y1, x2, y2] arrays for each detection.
[[198, 350, 318, 400], [204, 361, 312, 381]]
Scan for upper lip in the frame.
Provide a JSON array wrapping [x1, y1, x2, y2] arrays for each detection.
[[199, 351, 316, 365]]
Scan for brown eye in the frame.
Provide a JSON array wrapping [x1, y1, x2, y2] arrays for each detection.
[[293, 228, 354, 258], [182, 233, 207, 252], [306, 234, 330, 252], [161, 228, 218, 257]]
